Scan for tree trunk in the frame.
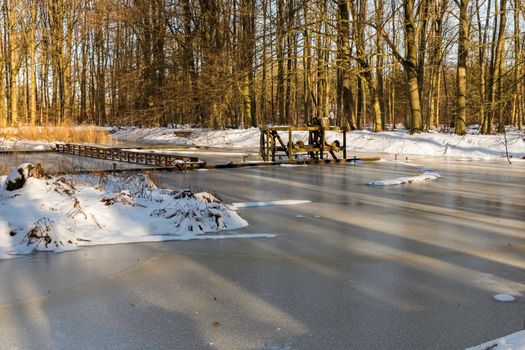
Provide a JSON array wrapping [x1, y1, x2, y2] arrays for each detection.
[[351, 0, 382, 131], [8, 0, 19, 126], [478, 0, 491, 133], [404, 0, 423, 133], [494, 0, 507, 133], [455, 0, 468, 135], [337, 0, 356, 129], [276, 0, 285, 124]]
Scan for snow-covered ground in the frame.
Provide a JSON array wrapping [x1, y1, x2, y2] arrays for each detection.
[[0, 139, 55, 151], [112, 126, 525, 159], [2, 126, 524, 159], [0, 169, 276, 259], [467, 330, 525, 350]]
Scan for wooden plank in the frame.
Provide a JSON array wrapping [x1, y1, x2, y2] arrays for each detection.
[[260, 126, 346, 132], [271, 132, 276, 162], [343, 129, 347, 159], [273, 131, 289, 157], [259, 130, 265, 159], [320, 130, 325, 159], [266, 129, 270, 162], [288, 129, 293, 162]]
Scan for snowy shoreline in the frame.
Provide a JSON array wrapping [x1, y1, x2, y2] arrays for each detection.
[[1, 126, 524, 160], [111, 126, 525, 160]]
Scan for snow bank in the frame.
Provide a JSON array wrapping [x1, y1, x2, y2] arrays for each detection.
[[112, 127, 525, 159], [467, 330, 525, 350], [2, 126, 523, 159], [368, 172, 441, 186], [0, 139, 55, 151], [0, 173, 271, 259]]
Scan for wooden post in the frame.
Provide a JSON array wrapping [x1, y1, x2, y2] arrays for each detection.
[[288, 128, 293, 162], [271, 132, 276, 161], [320, 129, 325, 159], [343, 129, 347, 159], [260, 129, 265, 159], [266, 129, 270, 161]]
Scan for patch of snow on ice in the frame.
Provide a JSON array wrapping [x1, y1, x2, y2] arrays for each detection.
[[493, 294, 516, 302], [279, 164, 308, 167], [368, 172, 441, 186], [0, 173, 269, 259], [232, 200, 311, 208], [466, 329, 525, 350], [174, 233, 277, 240]]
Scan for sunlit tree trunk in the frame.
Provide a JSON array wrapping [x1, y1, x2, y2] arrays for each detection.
[[455, 0, 468, 135], [7, 0, 20, 126], [350, 0, 382, 131], [492, 0, 507, 133], [337, 0, 356, 129], [404, 0, 423, 132], [479, 0, 492, 134]]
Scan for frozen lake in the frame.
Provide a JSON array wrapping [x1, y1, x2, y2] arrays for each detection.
[[0, 158, 523, 349]]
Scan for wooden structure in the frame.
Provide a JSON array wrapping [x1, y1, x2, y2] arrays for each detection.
[[56, 143, 206, 169], [259, 124, 347, 162]]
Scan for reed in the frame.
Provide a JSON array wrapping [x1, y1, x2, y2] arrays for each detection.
[[0, 126, 113, 144]]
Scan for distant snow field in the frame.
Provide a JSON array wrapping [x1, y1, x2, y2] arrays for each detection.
[[0, 171, 278, 259], [111, 126, 525, 159]]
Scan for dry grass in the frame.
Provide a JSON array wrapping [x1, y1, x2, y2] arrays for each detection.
[[144, 170, 159, 186], [0, 126, 113, 144]]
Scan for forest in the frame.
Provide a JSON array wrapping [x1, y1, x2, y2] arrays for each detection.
[[0, 0, 523, 134]]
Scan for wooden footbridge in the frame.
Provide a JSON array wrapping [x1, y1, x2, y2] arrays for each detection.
[[55, 143, 206, 170]]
